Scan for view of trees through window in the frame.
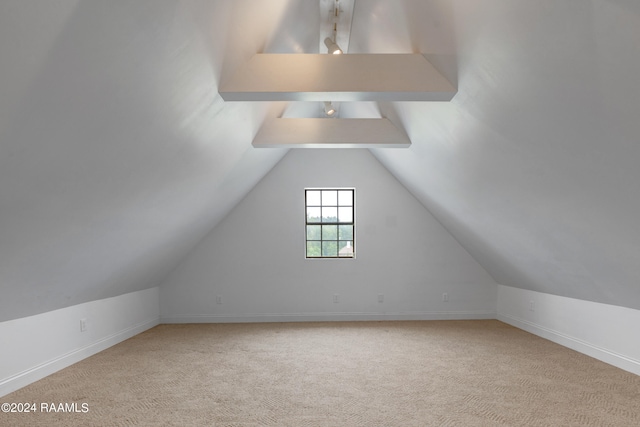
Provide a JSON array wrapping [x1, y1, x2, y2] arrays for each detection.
[[305, 189, 354, 258]]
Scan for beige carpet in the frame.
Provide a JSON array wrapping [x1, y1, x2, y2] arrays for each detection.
[[2, 320, 639, 426]]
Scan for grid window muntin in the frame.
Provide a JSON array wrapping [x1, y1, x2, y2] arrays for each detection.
[[305, 189, 355, 258]]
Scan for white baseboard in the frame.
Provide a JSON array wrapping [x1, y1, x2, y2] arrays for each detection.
[[498, 313, 640, 376], [0, 317, 159, 397], [161, 310, 497, 323]]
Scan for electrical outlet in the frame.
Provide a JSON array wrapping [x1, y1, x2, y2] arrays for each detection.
[[378, 294, 384, 303], [216, 295, 223, 304], [333, 294, 339, 303], [442, 293, 449, 302], [529, 300, 535, 312], [80, 318, 87, 332]]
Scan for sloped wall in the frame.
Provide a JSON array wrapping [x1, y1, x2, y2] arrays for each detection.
[[160, 149, 497, 322]]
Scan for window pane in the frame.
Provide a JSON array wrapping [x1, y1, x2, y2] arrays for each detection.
[[307, 241, 321, 257], [322, 225, 338, 240], [306, 190, 321, 206], [338, 241, 354, 257], [322, 190, 337, 206], [338, 190, 353, 206], [306, 207, 321, 222], [307, 225, 321, 240], [338, 207, 353, 223], [338, 225, 353, 240], [305, 188, 355, 259], [321, 207, 337, 222], [322, 241, 338, 257]]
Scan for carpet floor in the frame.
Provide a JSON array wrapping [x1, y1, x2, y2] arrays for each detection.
[[2, 320, 640, 426]]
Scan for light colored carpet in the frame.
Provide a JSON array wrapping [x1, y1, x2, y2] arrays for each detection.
[[2, 320, 639, 426]]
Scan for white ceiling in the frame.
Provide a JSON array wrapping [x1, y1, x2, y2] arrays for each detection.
[[1, 0, 639, 321]]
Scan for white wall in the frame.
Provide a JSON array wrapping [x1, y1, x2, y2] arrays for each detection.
[[160, 149, 497, 322], [497, 285, 640, 376], [0, 287, 160, 397]]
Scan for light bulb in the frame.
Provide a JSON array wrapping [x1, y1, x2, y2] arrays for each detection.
[[324, 101, 336, 117]]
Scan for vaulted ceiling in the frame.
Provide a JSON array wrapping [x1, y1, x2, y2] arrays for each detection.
[[1, 0, 639, 321]]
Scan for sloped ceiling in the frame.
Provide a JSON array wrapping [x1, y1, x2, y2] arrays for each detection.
[[360, 0, 640, 309], [0, 0, 295, 321], [1, 0, 639, 321]]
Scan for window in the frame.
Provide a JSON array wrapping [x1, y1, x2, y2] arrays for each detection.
[[305, 188, 355, 258]]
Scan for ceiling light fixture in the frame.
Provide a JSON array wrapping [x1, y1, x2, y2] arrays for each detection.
[[324, 101, 336, 117], [324, 0, 343, 54], [321, 1, 340, 118], [324, 37, 342, 55]]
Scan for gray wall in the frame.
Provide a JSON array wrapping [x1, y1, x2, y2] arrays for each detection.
[[160, 149, 497, 321]]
